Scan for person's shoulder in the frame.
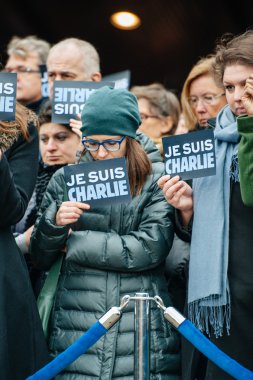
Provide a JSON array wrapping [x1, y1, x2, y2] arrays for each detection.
[[136, 132, 163, 163]]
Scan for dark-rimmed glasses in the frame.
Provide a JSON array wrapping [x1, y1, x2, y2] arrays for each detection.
[[82, 136, 126, 152], [188, 93, 225, 108]]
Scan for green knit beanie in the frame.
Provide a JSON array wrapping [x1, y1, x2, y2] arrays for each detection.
[[81, 86, 141, 139]]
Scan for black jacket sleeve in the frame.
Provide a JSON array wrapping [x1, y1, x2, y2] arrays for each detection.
[[0, 123, 39, 226]]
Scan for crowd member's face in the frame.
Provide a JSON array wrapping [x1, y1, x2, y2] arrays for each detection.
[[189, 74, 227, 126], [47, 45, 101, 98], [84, 134, 127, 161], [5, 52, 42, 104], [39, 123, 81, 165], [137, 97, 173, 139], [223, 64, 253, 116]]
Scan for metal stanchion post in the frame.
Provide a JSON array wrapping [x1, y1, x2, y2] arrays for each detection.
[[134, 292, 150, 380]]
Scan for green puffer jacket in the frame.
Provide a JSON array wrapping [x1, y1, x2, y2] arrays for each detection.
[[31, 133, 181, 379]]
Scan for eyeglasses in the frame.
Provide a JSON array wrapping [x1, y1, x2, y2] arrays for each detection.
[[82, 136, 126, 152], [188, 93, 225, 108], [3, 66, 40, 74], [140, 113, 160, 122]]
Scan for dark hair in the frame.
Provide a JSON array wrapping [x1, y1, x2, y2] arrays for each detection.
[[38, 100, 53, 126], [213, 29, 253, 86], [125, 137, 151, 196], [38, 100, 72, 132]]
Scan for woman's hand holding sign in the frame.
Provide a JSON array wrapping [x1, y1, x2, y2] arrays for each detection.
[[56, 201, 90, 226], [157, 175, 193, 226]]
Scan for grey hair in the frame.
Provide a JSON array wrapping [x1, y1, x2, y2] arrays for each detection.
[[131, 82, 181, 132], [49, 38, 100, 78], [7, 35, 50, 64]]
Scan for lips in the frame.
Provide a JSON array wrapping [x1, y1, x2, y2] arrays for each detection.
[[199, 118, 208, 126], [47, 156, 61, 161], [235, 107, 246, 115]]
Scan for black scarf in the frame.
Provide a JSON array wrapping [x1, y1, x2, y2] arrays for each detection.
[[25, 161, 65, 229]]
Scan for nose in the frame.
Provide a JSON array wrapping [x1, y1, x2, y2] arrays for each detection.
[[96, 144, 108, 159], [47, 138, 57, 151], [234, 87, 244, 102], [195, 99, 207, 112], [55, 74, 62, 81]]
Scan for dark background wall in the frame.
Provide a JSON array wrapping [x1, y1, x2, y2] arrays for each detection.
[[1, 0, 253, 96]]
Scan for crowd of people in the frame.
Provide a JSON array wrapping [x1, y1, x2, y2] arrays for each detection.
[[0, 29, 252, 380]]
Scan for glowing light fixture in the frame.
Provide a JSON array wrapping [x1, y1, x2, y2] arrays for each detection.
[[110, 11, 141, 30]]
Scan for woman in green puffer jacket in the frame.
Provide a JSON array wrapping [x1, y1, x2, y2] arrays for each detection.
[[30, 86, 181, 379]]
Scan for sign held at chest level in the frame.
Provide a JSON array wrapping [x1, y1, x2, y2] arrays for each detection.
[[64, 157, 131, 207], [162, 129, 216, 180]]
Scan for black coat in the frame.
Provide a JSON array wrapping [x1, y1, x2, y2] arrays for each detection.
[[0, 124, 49, 379]]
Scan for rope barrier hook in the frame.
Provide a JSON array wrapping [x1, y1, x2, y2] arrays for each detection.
[[154, 295, 185, 329], [99, 306, 122, 330]]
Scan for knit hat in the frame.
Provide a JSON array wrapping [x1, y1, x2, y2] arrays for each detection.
[[81, 86, 141, 139]]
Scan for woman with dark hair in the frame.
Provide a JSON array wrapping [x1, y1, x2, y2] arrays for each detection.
[[15, 101, 81, 293], [30, 87, 181, 379], [158, 29, 253, 379], [0, 102, 49, 379]]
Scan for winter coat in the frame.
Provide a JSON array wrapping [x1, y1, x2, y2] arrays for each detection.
[[0, 122, 49, 379], [237, 115, 253, 206], [31, 134, 181, 379]]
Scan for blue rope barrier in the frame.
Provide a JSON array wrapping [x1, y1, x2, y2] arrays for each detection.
[[178, 319, 253, 380], [26, 321, 107, 380]]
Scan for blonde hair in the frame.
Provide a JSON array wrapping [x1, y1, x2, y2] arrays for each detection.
[[181, 56, 224, 131]]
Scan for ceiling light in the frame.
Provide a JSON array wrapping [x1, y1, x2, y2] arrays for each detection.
[[110, 11, 141, 30]]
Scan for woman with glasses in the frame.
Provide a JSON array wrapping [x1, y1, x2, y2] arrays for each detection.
[[30, 86, 181, 379], [158, 30, 253, 379], [181, 55, 227, 131], [131, 82, 181, 155], [166, 55, 229, 380]]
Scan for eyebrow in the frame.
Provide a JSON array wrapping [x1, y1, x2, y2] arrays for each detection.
[[190, 92, 218, 96], [48, 70, 76, 76]]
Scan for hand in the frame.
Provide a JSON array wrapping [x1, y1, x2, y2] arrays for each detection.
[[56, 201, 90, 226], [157, 175, 193, 225], [69, 113, 82, 138], [241, 74, 253, 116], [24, 225, 34, 248]]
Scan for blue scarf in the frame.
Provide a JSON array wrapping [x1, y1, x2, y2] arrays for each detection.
[[188, 105, 240, 337]]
